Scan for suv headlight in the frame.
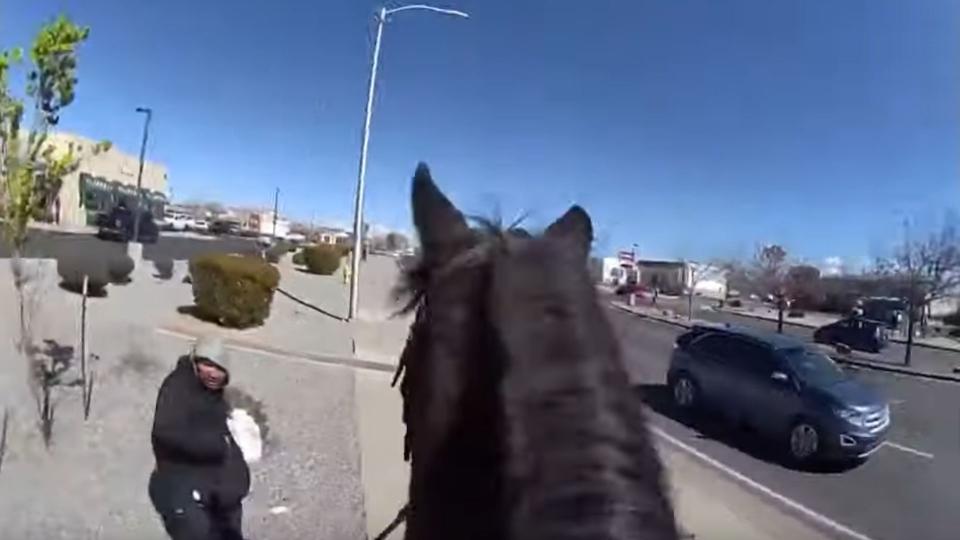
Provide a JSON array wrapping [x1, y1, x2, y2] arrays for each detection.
[[834, 407, 866, 427]]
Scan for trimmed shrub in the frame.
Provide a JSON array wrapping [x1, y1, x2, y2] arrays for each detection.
[[188, 254, 280, 328], [265, 244, 286, 264], [107, 254, 135, 284], [943, 310, 960, 327], [153, 258, 174, 280], [303, 245, 343, 275], [57, 254, 110, 296], [292, 251, 305, 266]]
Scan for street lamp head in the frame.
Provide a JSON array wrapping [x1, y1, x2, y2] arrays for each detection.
[[385, 4, 470, 19], [135, 107, 152, 114]]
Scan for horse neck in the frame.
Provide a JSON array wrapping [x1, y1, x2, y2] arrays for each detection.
[[498, 311, 680, 540], [406, 369, 507, 540]]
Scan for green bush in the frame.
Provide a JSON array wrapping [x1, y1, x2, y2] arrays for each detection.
[[57, 254, 110, 296], [153, 258, 174, 280], [303, 245, 343, 275], [292, 251, 305, 266], [943, 310, 960, 326], [265, 244, 287, 264], [107, 254, 135, 284], [188, 254, 280, 328]]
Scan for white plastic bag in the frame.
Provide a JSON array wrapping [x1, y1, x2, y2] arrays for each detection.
[[227, 408, 263, 464]]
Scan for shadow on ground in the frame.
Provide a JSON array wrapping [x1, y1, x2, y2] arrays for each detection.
[[635, 383, 863, 474], [275, 287, 346, 322]]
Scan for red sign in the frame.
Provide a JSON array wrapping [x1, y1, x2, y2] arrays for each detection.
[[618, 250, 635, 263]]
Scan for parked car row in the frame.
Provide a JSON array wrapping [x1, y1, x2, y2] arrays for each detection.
[[95, 206, 159, 244], [814, 317, 889, 353], [160, 211, 208, 232], [668, 323, 890, 466]]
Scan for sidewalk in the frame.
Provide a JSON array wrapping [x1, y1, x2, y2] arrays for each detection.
[[351, 368, 834, 540], [612, 301, 960, 383], [659, 438, 833, 540]]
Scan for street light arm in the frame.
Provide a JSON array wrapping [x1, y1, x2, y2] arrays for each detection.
[[384, 4, 469, 18]]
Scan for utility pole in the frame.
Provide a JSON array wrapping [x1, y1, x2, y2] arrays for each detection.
[[272, 187, 279, 240], [347, 3, 469, 320], [132, 107, 152, 243]]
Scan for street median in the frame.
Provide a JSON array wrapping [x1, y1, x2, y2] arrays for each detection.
[[609, 301, 960, 384]]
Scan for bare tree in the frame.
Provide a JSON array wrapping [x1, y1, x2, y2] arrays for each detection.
[[752, 244, 789, 333], [385, 231, 410, 252], [877, 224, 960, 366], [684, 260, 723, 321]]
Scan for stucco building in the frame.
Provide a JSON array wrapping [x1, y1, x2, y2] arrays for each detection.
[[43, 132, 168, 228]]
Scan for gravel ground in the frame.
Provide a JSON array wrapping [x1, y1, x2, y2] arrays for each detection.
[[0, 262, 365, 540]]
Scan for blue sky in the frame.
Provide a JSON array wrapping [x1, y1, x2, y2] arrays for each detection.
[[2, 0, 957, 267]]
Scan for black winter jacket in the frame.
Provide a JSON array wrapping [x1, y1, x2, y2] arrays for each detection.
[[150, 357, 250, 510]]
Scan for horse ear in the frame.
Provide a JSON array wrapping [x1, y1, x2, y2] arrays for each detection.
[[545, 205, 593, 259], [411, 162, 471, 263]]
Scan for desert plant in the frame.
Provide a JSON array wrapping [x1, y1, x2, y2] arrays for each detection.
[[292, 250, 305, 266], [943, 310, 960, 327], [189, 254, 280, 328], [56, 253, 109, 296], [106, 254, 134, 284], [153, 258, 174, 280], [303, 245, 342, 275], [265, 244, 287, 264]]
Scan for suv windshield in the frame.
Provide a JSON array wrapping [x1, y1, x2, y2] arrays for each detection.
[[781, 347, 846, 387]]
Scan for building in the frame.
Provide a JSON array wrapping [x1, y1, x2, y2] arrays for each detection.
[[592, 256, 639, 286], [633, 259, 727, 299], [247, 211, 291, 238], [316, 227, 351, 246], [45, 132, 169, 228]]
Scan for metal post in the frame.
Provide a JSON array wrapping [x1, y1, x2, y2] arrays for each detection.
[[348, 6, 387, 320], [132, 107, 152, 243], [272, 187, 279, 239]]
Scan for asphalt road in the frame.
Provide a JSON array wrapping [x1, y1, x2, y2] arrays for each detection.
[[607, 302, 960, 540], [1, 229, 259, 262]]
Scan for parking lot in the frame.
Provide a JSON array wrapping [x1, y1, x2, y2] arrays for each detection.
[[1, 228, 260, 262]]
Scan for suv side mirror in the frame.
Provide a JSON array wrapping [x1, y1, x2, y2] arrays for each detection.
[[770, 371, 790, 384]]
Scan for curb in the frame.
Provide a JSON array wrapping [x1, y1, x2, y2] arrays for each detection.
[[717, 308, 960, 355], [829, 355, 960, 383], [609, 302, 692, 329], [155, 326, 396, 373], [609, 302, 960, 384]]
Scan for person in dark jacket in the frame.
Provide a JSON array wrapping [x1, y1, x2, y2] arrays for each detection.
[[149, 337, 250, 540]]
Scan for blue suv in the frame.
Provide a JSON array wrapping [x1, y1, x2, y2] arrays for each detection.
[[668, 324, 890, 465]]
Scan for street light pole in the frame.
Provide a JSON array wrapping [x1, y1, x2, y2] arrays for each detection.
[[347, 4, 469, 320], [132, 107, 152, 244], [272, 187, 280, 239]]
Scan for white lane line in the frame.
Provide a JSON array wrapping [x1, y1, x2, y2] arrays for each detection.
[[889, 399, 906, 406], [649, 425, 876, 540], [882, 441, 935, 460]]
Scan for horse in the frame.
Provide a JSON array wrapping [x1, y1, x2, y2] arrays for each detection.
[[391, 163, 679, 540]]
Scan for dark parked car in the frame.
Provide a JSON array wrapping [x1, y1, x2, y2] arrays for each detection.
[[209, 219, 242, 236], [813, 317, 888, 353], [615, 282, 650, 296], [96, 207, 159, 244], [668, 324, 890, 464], [860, 297, 905, 330]]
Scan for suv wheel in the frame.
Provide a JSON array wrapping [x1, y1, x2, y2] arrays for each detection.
[[788, 420, 821, 463], [671, 373, 699, 411]]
